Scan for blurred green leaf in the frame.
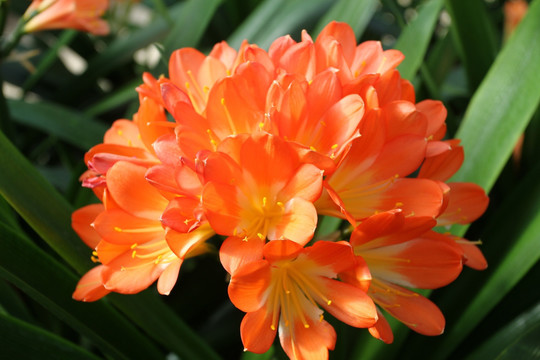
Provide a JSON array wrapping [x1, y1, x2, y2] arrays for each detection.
[[394, 0, 444, 81], [241, 346, 275, 360], [313, 0, 378, 38], [84, 78, 140, 117], [0, 313, 102, 360], [0, 129, 91, 273], [0, 277, 34, 323], [0, 222, 163, 360], [228, 0, 332, 49], [466, 302, 540, 360], [160, 0, 223, 60], [435, 162, 540, 359], [8, 100, 107, 150], [22, 30, 78, 93], [450, 0, 540, 192], [445, 0, 498, 91]]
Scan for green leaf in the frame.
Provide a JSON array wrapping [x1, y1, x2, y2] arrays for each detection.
[[160, 0, 223, 60], [8, 99, 107, 150], [312, 0, 378, 38], [434, 161, 540, 359], [394, 0, 444, 81], [111, 292, 222, 360], [0, 277, 34, 323], [444, 0, 498, 91], [22, 30, 78, 93], [450, 0, 540, 192], [0, 313, 102, 360], [84, 78, 140, 117], [0, 222, 163, 360], [0, 129, 91, 273], [228, 0, 333, 49], [465, 302, 540, 360]]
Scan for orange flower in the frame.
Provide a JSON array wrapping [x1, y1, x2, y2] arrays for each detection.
[[200, 133, 322, 245], [315, 103, 445, 222], [72, 161, 212, 301], [23, 0, 109, 35], [349, 211, 464, 343], [228, 239, 377, 359]]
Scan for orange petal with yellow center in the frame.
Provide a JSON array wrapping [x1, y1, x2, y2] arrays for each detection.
[[104, 119, 146, 148]]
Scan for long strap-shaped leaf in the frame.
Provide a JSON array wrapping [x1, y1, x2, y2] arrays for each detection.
[[227, 0, 332, 49], [0, 222, 163, 360], [465, 302, 540, 360], [450, 0, 540, 191], [444, 0, 498, 92], [394, 0, 444, 81], [313, 0, 379, 38], [0, 313, 102, 360]]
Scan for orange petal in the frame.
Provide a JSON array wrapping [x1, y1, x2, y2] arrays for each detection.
[[278, 164, 323, 202], [437, 182, 489, 226], [72, 204, 104, 249], [370, 280, 445, 336], [228, 260, 271, 312], [416, 100, 447, 139], [271, 198, 318, 245], [93, 209, 163, 245], [279, 311, 337, 360], [457, 238, 488, 270], [220, 236, 264, 275], [165, 225, 214, 259], [106, 161, 168, 219], [101, 253, 164, 294], [262, 239, 303, 263], [303, 240, 356, 274], [156, 259, 182, 295], [351, 211, 436, 249], [161, 197, 202, 233], [240, 307, 277, 354], [419, 140, 464, 181], [104, 119, 145, 148], [316, 21, 357, 64], [72, 265, 110, 302], [319, 277, 377, 328], [363, 236, 463, 289], [368, 308, 394, 344]]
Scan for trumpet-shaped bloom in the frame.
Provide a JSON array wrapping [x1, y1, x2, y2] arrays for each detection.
[[201, 133, 322, 245], [349, 211, 464, 342], [228, 240, 377, 359], [24, 0, 109, 35]]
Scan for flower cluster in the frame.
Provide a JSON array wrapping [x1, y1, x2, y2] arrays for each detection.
[[72, 22, 488, 359]]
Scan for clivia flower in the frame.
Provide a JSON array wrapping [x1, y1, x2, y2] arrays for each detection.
[[71, 20, 489, 359], [23, 0, 110, 35]]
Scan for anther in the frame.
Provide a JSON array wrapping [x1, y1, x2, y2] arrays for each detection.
[[131, 250, 137, 258]]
